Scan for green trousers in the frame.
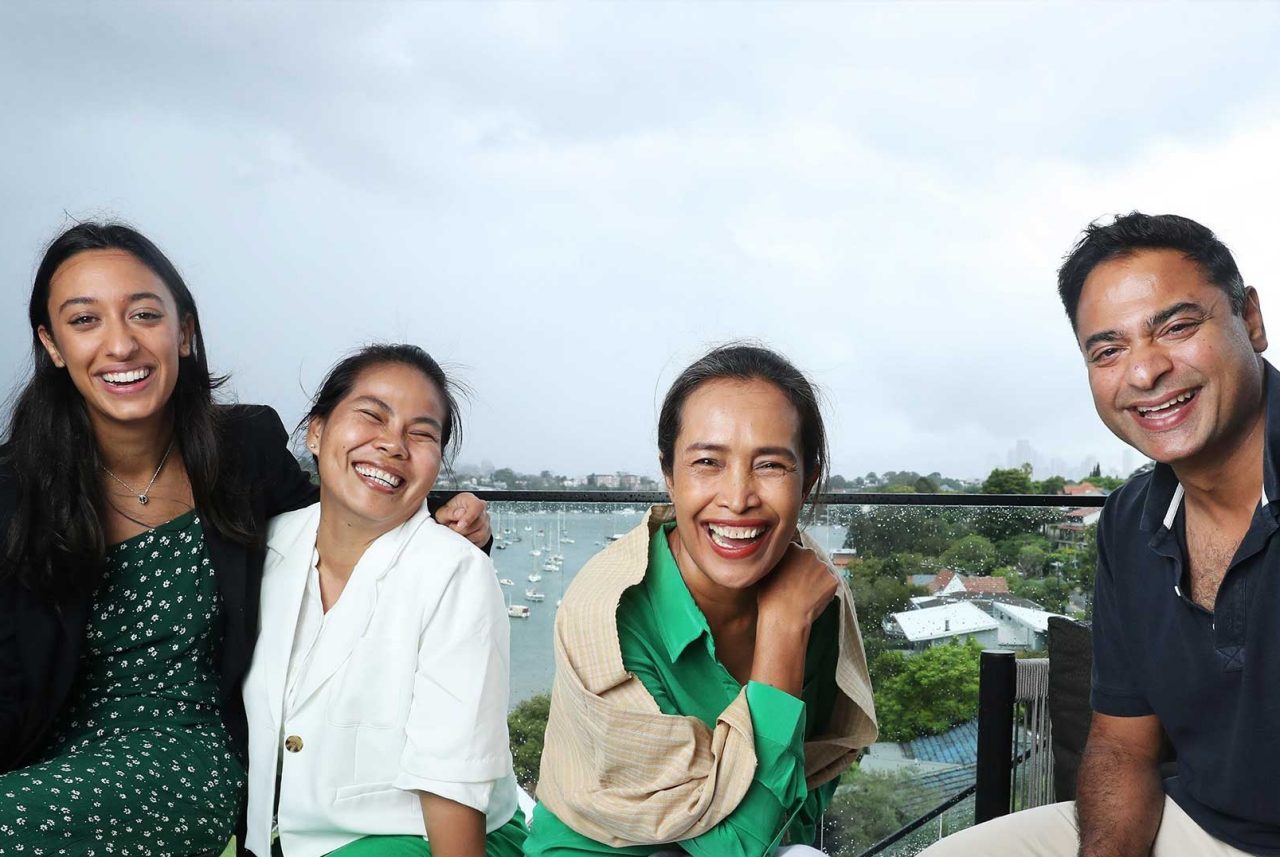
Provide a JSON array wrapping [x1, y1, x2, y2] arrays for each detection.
[[303, 809, 528, 857]]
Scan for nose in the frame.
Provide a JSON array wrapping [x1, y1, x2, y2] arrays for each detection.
[[374, 426, 408, 459], [103, 318, 140, 360], [1126, 341, 1174, 391], [717, 462, 759, 515]]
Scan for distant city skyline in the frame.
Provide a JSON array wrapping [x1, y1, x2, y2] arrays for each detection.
[[3, 3, 1276, 481]]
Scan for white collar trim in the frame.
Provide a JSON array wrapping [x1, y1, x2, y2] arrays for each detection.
[[1161, 482, 1270, 530]]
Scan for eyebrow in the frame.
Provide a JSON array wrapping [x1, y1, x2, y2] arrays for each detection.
[[351, 395, 442, 429], [685, 441, 798, 461], [57, 291, 168, 314], [1082, 301, 1207, 352]]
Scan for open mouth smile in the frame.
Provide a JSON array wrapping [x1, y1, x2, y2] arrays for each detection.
[[353, 463, 404, 492], [704, 521, 770, 558], [1130, 388, 1199, 429], [98, 367, 154, 391]]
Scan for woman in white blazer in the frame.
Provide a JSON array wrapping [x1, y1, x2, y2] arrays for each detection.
[[242, 344, 527, 857]]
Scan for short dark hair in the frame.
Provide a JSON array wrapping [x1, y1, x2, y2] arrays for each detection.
[[1057, 212, 1246, 329], [657, 343, 828, 500], [300, 343, 463, 473]]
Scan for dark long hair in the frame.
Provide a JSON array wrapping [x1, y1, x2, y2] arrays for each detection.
[[657, 342, 829, 503], [299, 343, 464, 478], [1, 222, 255, 598]]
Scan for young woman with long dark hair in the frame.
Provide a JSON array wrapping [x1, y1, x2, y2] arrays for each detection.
[[0, 223, 489, 855]]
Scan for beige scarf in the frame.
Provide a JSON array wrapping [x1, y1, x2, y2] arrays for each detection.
[[536, 505, 878, 847]]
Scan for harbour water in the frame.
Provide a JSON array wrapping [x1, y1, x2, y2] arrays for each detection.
[[490, 504, 850, 707]]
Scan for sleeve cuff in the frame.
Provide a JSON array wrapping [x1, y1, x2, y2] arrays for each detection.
[[745, 680, 808, 808], [392, 773, 496, 816], [1090, 686, 1154, 717]]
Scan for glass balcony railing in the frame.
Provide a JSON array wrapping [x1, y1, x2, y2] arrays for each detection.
[[454, 490, 1105, 857]]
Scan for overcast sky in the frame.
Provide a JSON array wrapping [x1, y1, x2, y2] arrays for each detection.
[[3, 1, 1280, 481]]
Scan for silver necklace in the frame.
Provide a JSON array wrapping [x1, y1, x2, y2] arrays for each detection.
[[102, 438, 175, 506]]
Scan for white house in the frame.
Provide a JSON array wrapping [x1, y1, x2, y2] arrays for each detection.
[[889, 602, 1000, 652], [992, 601, 1066, 650]]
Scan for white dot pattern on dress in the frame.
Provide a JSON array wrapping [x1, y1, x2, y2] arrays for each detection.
[[0, 513, 245, 855]]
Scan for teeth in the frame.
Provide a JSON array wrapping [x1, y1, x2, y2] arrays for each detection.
[[1138, 390, 1195, 415], [707, 523, 764, 540], [354, 464, 403, 488], [102, 368, 150, 384]]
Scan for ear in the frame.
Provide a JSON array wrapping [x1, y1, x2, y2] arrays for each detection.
[[178, 315, 195, 358], [1244, 287, 1268, 354], [307, 416, 324, 455], [36, 325, 65, 368], [660, 455, 674, 495]]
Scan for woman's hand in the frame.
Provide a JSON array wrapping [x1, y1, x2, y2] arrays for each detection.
[[750, 544, 837, 697], [434, 492, 491, 548], [756, 543, 837, 630]]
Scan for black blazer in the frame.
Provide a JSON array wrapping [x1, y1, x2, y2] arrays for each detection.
[[0, 404, 316, 771]]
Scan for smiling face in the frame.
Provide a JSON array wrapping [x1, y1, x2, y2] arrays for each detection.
[[36, 249, 192, 435], [663, 377, 808, 597], [1076, 248, 1268, 472], [309, 362, 447, 539]]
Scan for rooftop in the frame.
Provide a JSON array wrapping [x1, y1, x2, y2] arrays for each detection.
[[892, 601, 999, 642]]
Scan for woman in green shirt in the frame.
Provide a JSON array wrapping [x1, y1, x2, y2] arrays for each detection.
[[527, 344, 878, 857]]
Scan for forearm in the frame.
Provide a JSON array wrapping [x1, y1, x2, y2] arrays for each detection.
[[420, 792, 487, 857], [750, 615, 810, 697], [1075, 739, 1163, 857]]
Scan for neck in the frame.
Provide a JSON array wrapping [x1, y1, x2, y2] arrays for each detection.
[[668, 527, 757, 633], [314, 512, 387, 583], [1175, 402, 1268, 517], [93, 411, 175, 478]]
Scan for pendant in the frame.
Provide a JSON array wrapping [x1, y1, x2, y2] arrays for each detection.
[[138, 495, 149, 505]]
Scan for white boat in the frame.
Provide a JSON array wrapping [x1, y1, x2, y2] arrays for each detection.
[[524, 589, 545, 602], [530, 549, 543, 558], [499, 578, 514, 587], [507, 605, 530, 619], [541, 561, 559, 572], [561, 537, 575, 544], [528, 573, 542, 583], [607, 534, 625, 542]]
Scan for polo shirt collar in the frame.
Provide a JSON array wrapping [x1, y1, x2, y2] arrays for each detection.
[[1140, 359, 1280, 532], [647, 522, 714, 662]]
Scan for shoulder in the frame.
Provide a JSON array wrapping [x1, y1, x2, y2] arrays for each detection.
[[1098, 470, 1154, 549], [217, 403, 290, 445], [402, 515, 493, 579], [266, 503, 320, 553]]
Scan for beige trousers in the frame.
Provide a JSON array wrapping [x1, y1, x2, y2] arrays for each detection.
[[919, 797, 1252, 856]]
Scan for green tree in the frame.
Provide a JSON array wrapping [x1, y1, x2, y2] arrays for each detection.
[[940, 534, 997, 575], [491, 467, 519, 488], [995, 532, 1051, 567], [846, 559, 922, 637], [874, 639, 982, 741], [508, 693, 551, 791], [982, 466, 1034, 495], [1036, 475, 1067, 495], [914, 475, 939, 494]]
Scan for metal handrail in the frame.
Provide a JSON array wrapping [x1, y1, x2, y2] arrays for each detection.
[[460, 489, 1099, 854], [431, 490, 1107, 507]]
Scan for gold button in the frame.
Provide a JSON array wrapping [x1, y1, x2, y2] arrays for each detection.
[[285, 735, 303, 753]]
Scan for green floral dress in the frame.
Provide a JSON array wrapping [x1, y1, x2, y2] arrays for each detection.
[[0, 511, 244, 855]]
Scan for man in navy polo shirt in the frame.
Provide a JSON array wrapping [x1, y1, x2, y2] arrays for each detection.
[[923, 212, 1277, 856]]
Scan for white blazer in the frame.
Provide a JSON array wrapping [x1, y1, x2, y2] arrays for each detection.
[[242, 502, 519, 857]]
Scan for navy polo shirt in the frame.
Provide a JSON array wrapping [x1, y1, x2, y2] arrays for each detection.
[[1091, 362, 1280, 854]]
